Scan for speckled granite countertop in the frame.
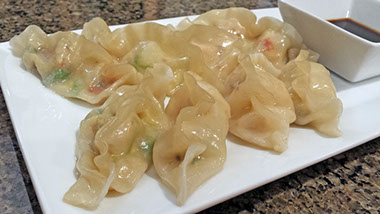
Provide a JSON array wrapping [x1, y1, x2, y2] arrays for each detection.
[[0, 0, 379, 213]]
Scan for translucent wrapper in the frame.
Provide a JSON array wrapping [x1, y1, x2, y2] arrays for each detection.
[[177, 8, 304, 69], [280, 50, 343, 136], [153, 72, 230, 205], [175, 24, 243, 96], [10, 26, 142, 104], [82, 18, 225, 94], [254, 17, 303, 68], [177, 7, 263, 39], [63, 65, 172, 209], [228, 55, 296, 152]]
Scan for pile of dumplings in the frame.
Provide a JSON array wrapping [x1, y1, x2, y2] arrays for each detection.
[[10, 8, 342, 209]]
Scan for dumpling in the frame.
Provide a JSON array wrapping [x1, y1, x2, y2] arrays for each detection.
[[224, 52, 281, 100], [174, 24, 243, 95], [228, 55, 296, 152], [10, 25, 142, 104], [248, 52, 281, 77], [279, 50, 343, 136], [83, 18, 188, 74], [177, 7, 263, 39], [175, 8, 308, 94], [175, 8, 261, 88], [177, 8, 305, 69], [63, 65, 172, 209], [174, 25, 239, 71], [82, 18, 174, 59], [153, 72, 230, 205], [82, 18, 225, 94], [253, 17, 303, 68], [121, 41, 190, 94]]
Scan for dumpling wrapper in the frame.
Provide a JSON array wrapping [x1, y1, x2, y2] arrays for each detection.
[[121, 41, 189, 94], [82, 18, 225, 94], [279, 50, 343, 136], [174, 24, 244, 96], [177, 7, 263, 39], [228, 55, 296, 152], [177, 8, 306, 69], [253, 17, 303, 68], [175, 22, 285, 96], [153, 72, 230, 205], [223, 52, 283, 97], [176, 8, 307, 94], [10, 25, 143, 104], [63, 64, 172, 209]]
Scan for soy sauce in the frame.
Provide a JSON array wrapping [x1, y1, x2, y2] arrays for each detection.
[[328, 18, 380, 43]]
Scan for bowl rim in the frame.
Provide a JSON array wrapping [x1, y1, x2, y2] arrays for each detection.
[[278, 0, 380, 47]]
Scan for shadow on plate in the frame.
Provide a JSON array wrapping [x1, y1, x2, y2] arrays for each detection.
[[144, 167, 177, 205]]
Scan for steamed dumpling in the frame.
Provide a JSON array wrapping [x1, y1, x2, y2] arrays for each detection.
[[10, 25, 142, 104], [63, 65, 172, 209], [121, 41, 189, 94], [228, 55, 296, 152], [83, 18, 189, 73], [254, 17, 303, 68], [177, 7, 263, 39], [82, 18, 225, 93], [224, 52, 282, 101], [174, 24, 242, 96], [153, 72, 230, 205], [177, 8, 305, 69], [279, 50, 343, 136]]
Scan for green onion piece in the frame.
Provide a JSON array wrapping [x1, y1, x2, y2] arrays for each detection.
[[45, 68, 71, 85], [192, 155, 201, 164], [26, 45, 38, 53], [132, 55, 153, 72], [141, 140, 155, 158], [71, 80, 81, 95]]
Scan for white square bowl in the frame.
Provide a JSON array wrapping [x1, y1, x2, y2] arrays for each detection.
[[279, 0, 380, 82]]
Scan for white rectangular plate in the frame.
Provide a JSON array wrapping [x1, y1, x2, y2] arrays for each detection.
[[1, 8, 380, 214]]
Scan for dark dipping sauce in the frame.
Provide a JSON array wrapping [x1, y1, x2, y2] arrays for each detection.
[[328, 18, 380, 43]]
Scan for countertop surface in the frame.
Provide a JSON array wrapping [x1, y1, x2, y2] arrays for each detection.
[[0, 0, 379, 213]]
